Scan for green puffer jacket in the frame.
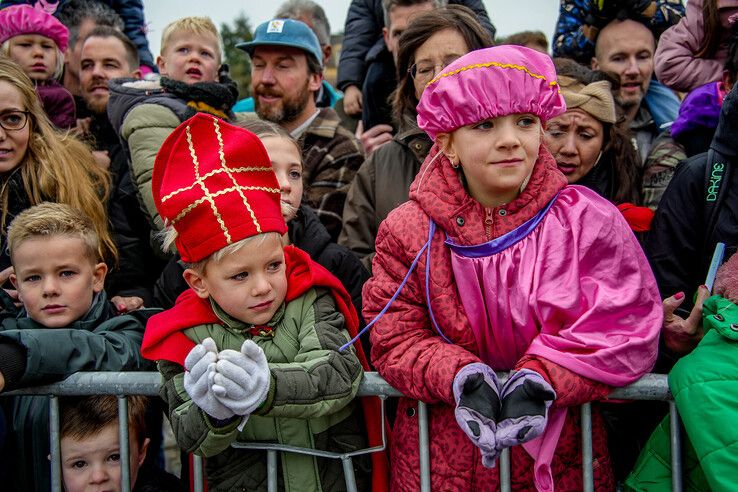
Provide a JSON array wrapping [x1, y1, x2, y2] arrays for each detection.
[[158, 287, 369, 492], [626, 295, 738, 491], [0, 291, 154, 492]]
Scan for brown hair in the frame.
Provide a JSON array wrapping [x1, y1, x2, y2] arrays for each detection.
[[83, 25, 140, 71], [391, 5, 493, 127], [502, 30, 548, 52], [553, 58, 642, 205], [0, 58, 116, 262], [7, 202, 101, 263], [696, 0, 721, 59], [60, 395, 149, 446]]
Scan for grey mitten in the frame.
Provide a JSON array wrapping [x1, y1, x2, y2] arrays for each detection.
[[211, 340, 270, 416], [183, 338, 235, 420], [452, 363, 502, 468], [496, 368, 556, 449]]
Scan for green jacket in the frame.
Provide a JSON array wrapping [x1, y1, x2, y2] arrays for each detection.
[[626, 295, 738, 491], [158, 287, 368, 492], [0, 292, 154, 492]]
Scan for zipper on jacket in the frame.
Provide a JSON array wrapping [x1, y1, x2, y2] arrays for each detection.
[[484, 208, 494, 240]]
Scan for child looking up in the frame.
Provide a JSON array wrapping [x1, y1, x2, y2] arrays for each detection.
[[142, 113, 386, 491], [60, 395, 184, 492], [0, 5, 75, 128], [0, 202, 152, 492], [363, 45, 663, 490], [107, 16, 238, 236]]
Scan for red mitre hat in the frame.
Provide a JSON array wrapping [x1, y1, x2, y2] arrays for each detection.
[[152, 113, 287, 262]]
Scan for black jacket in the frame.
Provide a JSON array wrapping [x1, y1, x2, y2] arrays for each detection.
[[645, 82, 738, 306], [153, 205, 370, 321], [336, 0, 495, 91]]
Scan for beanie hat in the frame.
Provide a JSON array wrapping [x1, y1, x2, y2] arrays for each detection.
[[417, 45, 565, 141], [0, 5, 69, 51], [152, 113, 287, 262], [558, 75, 617, 124]]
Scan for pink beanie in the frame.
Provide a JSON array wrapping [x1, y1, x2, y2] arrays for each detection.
[[0, 5, 69, 52], [417, 45, 566, 141]]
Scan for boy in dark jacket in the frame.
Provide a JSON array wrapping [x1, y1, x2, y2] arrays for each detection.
[[0, 202, 153, 492], [60, 395, 184, 492], [142, 113, 387, 491]]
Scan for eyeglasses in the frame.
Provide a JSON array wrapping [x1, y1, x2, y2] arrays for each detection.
[[0, 111, 30, 132], [408, 55, 462, 84]]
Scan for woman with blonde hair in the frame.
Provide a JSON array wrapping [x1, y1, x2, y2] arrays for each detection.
[[0, 57, 115, 300]]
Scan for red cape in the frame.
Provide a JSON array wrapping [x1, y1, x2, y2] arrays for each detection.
[[142, 245, 388, 491]]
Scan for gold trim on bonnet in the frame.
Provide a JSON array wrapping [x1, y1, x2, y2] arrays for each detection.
[[427, 60, 559, 90], [164, 117, 280, 243]]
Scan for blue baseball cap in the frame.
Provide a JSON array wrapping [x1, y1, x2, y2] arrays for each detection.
[[236, 19, 323, 68]]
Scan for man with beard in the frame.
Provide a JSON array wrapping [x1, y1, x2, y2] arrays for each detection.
[[238, 19, 364, 241], [78, 26, 165, 309], [591, 18, 663, 164]]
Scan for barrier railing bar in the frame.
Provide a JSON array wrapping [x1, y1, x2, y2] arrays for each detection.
[[342, 456, 358, 492], [418, 401, 431, 492], [119, 396, 131, 492], [267, 450, 278, 492], [581, 403, 593, 492], [192, 454, 204, 492], [670, 402, 683, 492], [50, 395, 62, 492], [499, 447, 511, 492]]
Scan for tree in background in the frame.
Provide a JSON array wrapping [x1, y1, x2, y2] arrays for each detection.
[[221, 13, 253, 99]]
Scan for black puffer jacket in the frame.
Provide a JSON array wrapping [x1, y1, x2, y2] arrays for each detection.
[[336, 0, 496, 91], [645, 81, 738, 372], [153, 205, 369, 321]]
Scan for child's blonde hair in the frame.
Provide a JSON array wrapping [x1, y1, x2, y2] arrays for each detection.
[[160, 16, 223, 64], [160, 227, 281, 273], [7, 202, 102, 263], [1, 40, 65, 80], [0, 58, 116, 263]]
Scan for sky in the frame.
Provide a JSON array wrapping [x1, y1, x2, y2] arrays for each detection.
[[141, 0, 561, 59]]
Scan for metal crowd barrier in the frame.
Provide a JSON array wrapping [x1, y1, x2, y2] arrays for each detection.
[[4, 372, 678, 492]]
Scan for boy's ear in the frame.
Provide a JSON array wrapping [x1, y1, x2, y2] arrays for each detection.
[[138, 437, 150, 467], [156, 55, 167, 76], [92, 262, 108, 293], [183, 268, 209, 299], [9, 273, 17, 290]]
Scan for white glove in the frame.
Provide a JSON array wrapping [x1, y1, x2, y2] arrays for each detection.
[[183, 338, 235, 420], [211, 340, 270, 416]]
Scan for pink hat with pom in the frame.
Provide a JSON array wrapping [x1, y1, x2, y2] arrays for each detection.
[[416, 45, 566, 141], [0, 5, 69, 52]]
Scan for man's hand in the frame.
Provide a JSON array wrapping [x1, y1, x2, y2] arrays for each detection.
[[343, 85, 363, 115], [111, 296, 144, 313], [75, 117, 92, 136], [92, 150, 111, 170], [0, 371, 5, 393], [355, 121, 393, 155], [662, 286, 710, 355]]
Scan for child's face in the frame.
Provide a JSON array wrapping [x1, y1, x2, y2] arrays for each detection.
[[262, 136, 303, 222], [61, 423, 149, 492], [186, 234, 288, 326], [157, 30, 220, 84], [8, 34, 58, 81], [10, 236, 106, 328], [439, 113, 541, 207]]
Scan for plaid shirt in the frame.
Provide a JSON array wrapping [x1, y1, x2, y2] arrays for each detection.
[[299, 107, 364, 241]]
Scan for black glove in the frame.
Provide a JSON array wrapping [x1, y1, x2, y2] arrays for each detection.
[[496, 369, 556, 448]]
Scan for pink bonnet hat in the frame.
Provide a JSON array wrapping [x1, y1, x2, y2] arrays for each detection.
[[0, 5, 69, 52], [417, 45, 566, 140]]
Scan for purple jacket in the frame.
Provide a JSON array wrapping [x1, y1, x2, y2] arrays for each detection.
[[35, 79, 75, 129], [671, 81, 724, 140]]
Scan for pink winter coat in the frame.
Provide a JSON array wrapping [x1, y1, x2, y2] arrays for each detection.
[[655, 0, 738, 92], [364, 145, 662, 491]]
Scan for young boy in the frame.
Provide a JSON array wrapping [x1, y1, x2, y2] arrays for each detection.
[[59, 395, 184, 492], [141, 113, 385, 491], [107, 16, 238, 236], [0, 202, 154, 492]]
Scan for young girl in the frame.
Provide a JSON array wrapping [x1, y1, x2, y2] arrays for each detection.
[[0, 57, 113, 301], [655, 0, 738, 92], [363, 45, 663, 490], [0, 4, 75, 128]]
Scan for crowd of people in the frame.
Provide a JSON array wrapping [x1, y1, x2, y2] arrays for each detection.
[[0, 0, 736, 490]]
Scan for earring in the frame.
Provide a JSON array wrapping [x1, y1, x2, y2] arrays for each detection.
[[448, 155, 459, 169]]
